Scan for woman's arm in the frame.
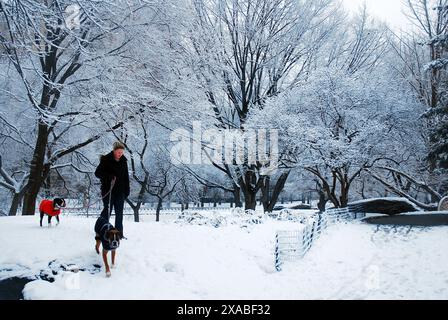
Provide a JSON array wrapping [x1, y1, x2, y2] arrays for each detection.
[[94, 157, 107, 180], [95, 156, 114, 181]]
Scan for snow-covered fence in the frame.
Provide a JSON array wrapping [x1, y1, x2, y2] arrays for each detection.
[[64, 208, 182, 217], [63, 204, 233, 217], [137, 208, 182, 215], [274, 208, 365, 271]]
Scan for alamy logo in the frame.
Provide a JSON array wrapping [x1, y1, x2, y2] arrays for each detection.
[[170, 122, 279, 175], [64, 268, 80, 290], [64, 4, 81, 30], [365, 265, 380, 291]]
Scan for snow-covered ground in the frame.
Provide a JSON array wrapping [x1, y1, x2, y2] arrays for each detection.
[[1, 212, 448, 300]]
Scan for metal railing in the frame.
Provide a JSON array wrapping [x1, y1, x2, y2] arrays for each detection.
[[274, 208, 365, 271]]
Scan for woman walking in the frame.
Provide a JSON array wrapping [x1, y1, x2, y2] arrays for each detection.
[[95, 141, 130, 239]]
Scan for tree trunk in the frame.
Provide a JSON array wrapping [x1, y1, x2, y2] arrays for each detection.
[[156, 198, 163, 222], [339, 180, 350, 208], [243, 188, 257, 211], [133, 175, 149, 223], [317, 191, 328, 213], [261, 172, 290, 213], [233, 185, 242, 208], [241, 170, 259, 211], [133, 206, 140, 223], [428, 151, 439, 203], [428, 41, 441, 202], [9, 190, 25, 216], [261, 177, 270, 212], [22, 123, 49, 215]]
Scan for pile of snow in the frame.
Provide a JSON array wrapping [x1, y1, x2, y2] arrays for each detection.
[[349, 197, 422, 214], [1, 214, 448, 299], [349, 197, 419, 205]]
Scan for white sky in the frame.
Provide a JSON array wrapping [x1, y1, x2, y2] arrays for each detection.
[[342, 0, 410, 30]]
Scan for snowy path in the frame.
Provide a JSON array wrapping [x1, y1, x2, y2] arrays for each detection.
[[1, 216, 447, 299], [284, 224, 448, 299]]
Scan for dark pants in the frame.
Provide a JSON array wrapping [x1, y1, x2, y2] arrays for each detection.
[[101, 192, 124, 235], [40, 212, 60, 226]]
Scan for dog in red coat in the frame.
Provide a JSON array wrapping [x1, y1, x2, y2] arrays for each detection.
[[39, 198, 66, 227]]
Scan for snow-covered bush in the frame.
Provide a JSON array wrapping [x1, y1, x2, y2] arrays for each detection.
[[176, 211, 228, 228], [175, 208, 318, 228], [175, 209, 269, 228], [231, 208, 246, 216]]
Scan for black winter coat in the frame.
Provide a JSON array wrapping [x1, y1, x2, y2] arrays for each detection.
[[94, 216, 116, 251], [94, 151, 130, 198]]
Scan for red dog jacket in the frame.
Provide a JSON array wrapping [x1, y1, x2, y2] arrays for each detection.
[[39, 200, 61, 217]]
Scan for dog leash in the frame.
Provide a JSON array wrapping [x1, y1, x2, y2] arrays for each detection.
[[107, 177, 126, 240], [63, 178, 116, 211], [107, 177, 116, 221]]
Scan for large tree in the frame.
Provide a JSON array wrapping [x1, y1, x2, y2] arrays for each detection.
[[425, 2, 448, 186], [386, 0, 448, 203], [188, 0, 342, 210], [249, 66, 421, 208], [0, 1, 174, 215]]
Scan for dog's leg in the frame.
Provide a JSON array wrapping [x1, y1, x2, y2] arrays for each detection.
[[48, 215, 52, 227], [102, 249, 111, 277], [95, 236, 101, 255], [111, 250, 116, 269], [40, 211, 44, 227], [56, 215, 60, 226]]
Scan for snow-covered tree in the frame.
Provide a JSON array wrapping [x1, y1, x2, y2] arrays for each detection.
[[188, 0, 343, 210], [146, 146, 186, 222], [0, 0, 209, 215], [375, 0, 448, 204], [0, 0, 155, 214], [249, 67, 421, 208], [424, 2, 448, 185]]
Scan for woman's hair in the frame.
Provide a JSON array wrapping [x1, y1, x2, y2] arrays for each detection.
[[113, 141, 125, 151]]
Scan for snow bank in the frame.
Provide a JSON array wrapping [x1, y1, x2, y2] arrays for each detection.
[[1, 214, 448, 299], [349, 197, 422, 212]]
